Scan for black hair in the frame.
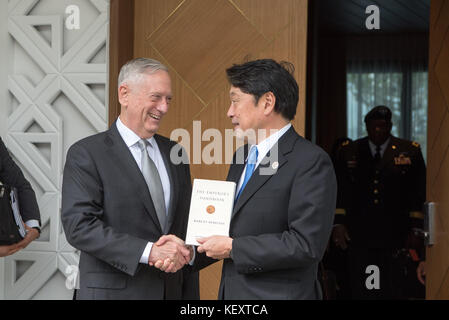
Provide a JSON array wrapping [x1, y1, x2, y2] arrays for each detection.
[[226, 59, 299, 120]]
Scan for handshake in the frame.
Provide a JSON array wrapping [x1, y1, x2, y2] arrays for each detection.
[[147, 234, 233, 273], [148, 234, 193, 273]]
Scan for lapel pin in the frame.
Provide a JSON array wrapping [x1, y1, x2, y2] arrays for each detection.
[[272, 161, 279, 170]]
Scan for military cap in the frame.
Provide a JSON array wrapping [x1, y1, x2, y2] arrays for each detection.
[[364, 105, 392, 124]]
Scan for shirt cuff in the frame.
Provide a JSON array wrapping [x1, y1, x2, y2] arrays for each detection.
[[139, 242, 153, 264], [189, 245, 196, 265], [25, 220, 40, 229]]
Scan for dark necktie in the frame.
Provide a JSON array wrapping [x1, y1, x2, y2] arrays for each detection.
[[374, 145, 381, 163], [138, 139, 166, 231]]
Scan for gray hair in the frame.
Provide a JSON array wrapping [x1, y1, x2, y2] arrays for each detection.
[[117, 57, 168, 88]]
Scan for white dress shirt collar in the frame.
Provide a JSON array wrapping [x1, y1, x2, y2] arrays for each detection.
[[116, 117, 156, 148], [236, 123, 291, 196], [368, 136, 391, 158], [248, 123, 292, 166]]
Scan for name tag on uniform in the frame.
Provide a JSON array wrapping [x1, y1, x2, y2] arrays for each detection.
[[394, 154, 411, 165]]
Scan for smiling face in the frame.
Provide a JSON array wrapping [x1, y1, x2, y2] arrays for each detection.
[[227, 86, 266, 141], [118, 70, 172, 139]]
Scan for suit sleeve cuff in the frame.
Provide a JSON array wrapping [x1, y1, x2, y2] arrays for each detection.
[[139, 242, 153, 264]]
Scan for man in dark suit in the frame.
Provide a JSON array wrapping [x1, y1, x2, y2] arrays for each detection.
[[333, 106, 426, 299], [0, 137, 41, 257], [193, 59, 337, 299], [61, 58, 198, 300]]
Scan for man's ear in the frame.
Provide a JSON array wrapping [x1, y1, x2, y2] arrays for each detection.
[[262, 92, 276, 116], [118, 84, 129, 107]]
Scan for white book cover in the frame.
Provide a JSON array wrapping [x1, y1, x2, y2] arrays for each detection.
[[185, 179, 236, 246]]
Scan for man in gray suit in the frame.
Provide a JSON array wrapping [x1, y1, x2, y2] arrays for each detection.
[[195, 59, 337, 299], [61, 58, 198, 300]]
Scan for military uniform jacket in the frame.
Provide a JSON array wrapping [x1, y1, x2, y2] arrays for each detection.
[[334, 136, 426, 249]]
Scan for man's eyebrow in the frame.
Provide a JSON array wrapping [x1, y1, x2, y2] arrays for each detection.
[[149, 91, 172, 97]]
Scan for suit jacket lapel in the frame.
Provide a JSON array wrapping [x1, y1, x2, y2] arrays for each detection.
[[231, 127, 298, 219], [106, 122, 163, 233], [154, 135, 178, 234]]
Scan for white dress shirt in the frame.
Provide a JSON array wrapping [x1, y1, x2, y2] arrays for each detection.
[[116, 117, 171, 264], [368, 137, 391, 159], [236, 123, 292, 197]]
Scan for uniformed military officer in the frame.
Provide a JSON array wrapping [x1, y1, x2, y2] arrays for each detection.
[[332, 106, 426, 299]]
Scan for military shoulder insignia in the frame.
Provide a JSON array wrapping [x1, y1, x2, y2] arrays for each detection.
[[412, 141, 420, 148]]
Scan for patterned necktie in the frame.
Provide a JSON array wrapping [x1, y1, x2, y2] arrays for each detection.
[[236, 146, 258, 201], [138, 139, 166, 231]]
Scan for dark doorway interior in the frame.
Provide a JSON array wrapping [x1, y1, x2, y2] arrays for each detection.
[[307, 0, 431, 300], [307, 0, 430, 159]]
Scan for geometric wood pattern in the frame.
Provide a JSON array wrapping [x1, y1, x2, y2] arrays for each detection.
[[132, 0, 308, 300], [0, 0, 109, 300], [426, 0, 449, 300]]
